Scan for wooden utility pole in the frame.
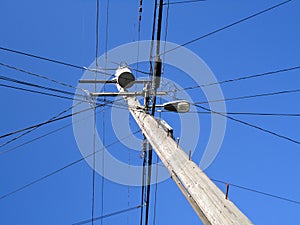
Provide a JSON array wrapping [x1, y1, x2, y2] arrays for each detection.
[[86, 64, 253, 224], [117, 89, 253, 225]]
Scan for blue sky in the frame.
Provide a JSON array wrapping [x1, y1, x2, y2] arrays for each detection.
[[0, 0, 300, 225]]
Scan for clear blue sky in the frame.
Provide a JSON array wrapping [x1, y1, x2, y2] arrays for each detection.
[[0, 0, 300, 225]]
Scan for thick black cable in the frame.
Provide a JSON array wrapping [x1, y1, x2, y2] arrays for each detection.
[[0, 130, 141, 200], [194, 104, 300, 145], [140, 2, 159, 225], [152, 0, 169, 223], [148, 0, 158, 77], [71, 204, 145, 225], [212, 179, 300, 205], [152, 153, 159, 225], [145, 142, 153, 225], [130, 67, 151, 75], [162, 0, 170, 69], [181, 65, 300, 91], [158, 0, 292, 57], [195, 88, 300, 104], [139, 138, 147, 225], [91, 102, 97, 225]]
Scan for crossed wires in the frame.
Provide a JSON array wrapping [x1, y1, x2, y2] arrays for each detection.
[[0, 0, 298, 223]]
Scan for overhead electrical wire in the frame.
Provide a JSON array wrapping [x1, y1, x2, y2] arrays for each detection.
[[0, 130, 141, 200], [0, 101, 115, 157], [140, 138, 147, 225], [88, 27, 98, 221], [194, 104, 300, 145], [71, 204, 146, 225], [181, 65, 300, 91], [152, 153, 159, 225], [157, 0, 292, 57], [194, 88, 300, 104], [0, 46, 86, 70], [139, 1, 159, 225], [211, 179, 300, 205], [0, 46, 112, 75], [163, 0, 206, 5], [0, 83, 79, 101], [0, 75, 85, 99], [0, 123, 73, 156], [1, 1, 296, 223], [0, 102, 109, 140], [0, 80, 122, 106], [0, 102, 82, 149], [100, 0, 110, 224], [155, 163, 300, 205], [0, 62, 83, 91], [135, 0, 143, 80], [180, 111, 300, 117], [152, 1, 170, 223]]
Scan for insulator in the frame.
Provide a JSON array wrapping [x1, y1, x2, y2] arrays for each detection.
[[152, 58, 162, 90]]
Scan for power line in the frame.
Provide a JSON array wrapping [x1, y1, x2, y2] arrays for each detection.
[[0, 102, 82, 149], [0, 83, 79, 101], [152, 154, 159, 225], [163, 0, 206, 5], [135, 0, 143, 80], [0, 130, 141, 200], [181, 111, 300, 117], [151, 1, 169, 223], [0, 123, 72, 157], [181, 65, 300, 91], [0, 62, 83, 91], [194, 104, 300, 145], [158, 0, 292, 57], [0, 81, 114, 105], [0, 102, 114, 157], [91, 0, 99, 221], [140, 138, 147, 225], [71, 204, 145, 225], [156, 163, 300, 205], [0, 47, 112, 75], [0, 73, 122, 106], [0, 75, 85, 99], [0, 46, 86, 70], [194, 88, 300, 104], [0, 103, 108, 140], [212, 179, 300, 205], [100, 1, 110, 224]]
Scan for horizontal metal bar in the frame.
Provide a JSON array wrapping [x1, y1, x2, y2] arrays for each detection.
[[90, 91, 168, 97], [79, 80, 116, 84], [79, 80, 151, 84]]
